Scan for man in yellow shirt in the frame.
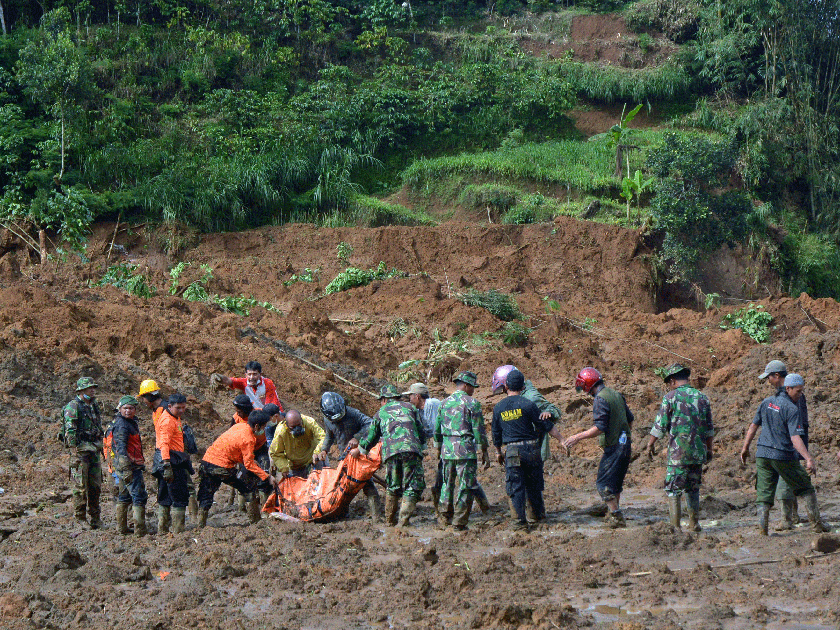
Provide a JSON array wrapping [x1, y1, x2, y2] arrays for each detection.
[[269, 409, 327, 478]]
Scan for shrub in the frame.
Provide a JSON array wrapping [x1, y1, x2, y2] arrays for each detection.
[[323, 261, 408, 295], [455, 288, 522, 321], [501, 193, 560, 224], [720, 304, 773, 343], [97, 263, 155, 298], [351, 196, 436, 227], [499, 321, 530, 346], [558, 62, 691, 103], [626, 0, 701, 43], [458, 184, 520, 213]]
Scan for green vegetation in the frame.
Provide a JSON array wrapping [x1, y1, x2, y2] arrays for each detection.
[[0, 0, 838, 299], [283, 268, 320, 287], [720, 304, 773, 343], [455, 288, 522, 321], [323, 262, 408, 295], [97, 263, 154, 298]]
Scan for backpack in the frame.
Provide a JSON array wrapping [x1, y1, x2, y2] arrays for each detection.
[[182, 423, 198, 454], [102, 418, 119, 474], [57, 399, 102, 447]]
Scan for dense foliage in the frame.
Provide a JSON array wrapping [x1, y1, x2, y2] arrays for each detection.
[[0, 0, 838, 298]]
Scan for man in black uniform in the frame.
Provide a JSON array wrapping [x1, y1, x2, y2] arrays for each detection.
[[320, 391, 381, 521], [564, 367, 634, 528], [492, 369, 564, 531]]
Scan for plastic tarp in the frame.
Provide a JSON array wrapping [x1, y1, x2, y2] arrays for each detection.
[[262, 443, 382, 522]]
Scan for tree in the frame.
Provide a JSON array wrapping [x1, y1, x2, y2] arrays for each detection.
[[15, 7, 92, 183]]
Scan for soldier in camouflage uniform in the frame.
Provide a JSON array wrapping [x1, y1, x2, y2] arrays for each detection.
[[62, 377, 105, 528], [350, 385, 426, 527], [646, 364, 714, 532], [434, 371, 490, 530]]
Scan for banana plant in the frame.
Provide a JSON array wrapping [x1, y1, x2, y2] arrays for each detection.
[[620, 169, 654, 225]]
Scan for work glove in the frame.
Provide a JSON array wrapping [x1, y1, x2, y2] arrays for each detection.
[[211, 373, 224, 386], [481, 448, 490, 470], [496, 452, 505, 466], [646, 443, 656, 461], [162, 460, 174, 484], [431, 447, 441, 462], [117, 474, 127, 495]]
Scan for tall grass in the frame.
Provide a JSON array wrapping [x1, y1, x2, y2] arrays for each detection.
[[559, 62, 692, 103]]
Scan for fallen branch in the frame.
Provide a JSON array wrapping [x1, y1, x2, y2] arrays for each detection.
[[294, 354, 378, 398], [107, 212, 122, 261]]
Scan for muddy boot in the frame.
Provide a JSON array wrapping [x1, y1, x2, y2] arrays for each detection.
[[116, 502, 130, 535], [604, 510, 626, 529], [384, 493, 399, 527], [803, 491, 829, 533], [171, 507, 186, 534], [473, 487, 491, 514], [775, 498, 796, 531], [686, 491, 702, 533], [237, 493, 247, 513], [525, 501, 536, 523], [247, 495, 262, 524], [133, 505, 147, 537], [431, 489, 440, 511], [757, 503, 771, 535], [198, 508, 209, 529], [258, 491, 269, 509], [397, 497, 418, 527], [437, 499, 453, 529], [508, 497, 517, 520], [452, 496, 474, 531], [668, 495, 682, 530], [157, 505, 171, 535], [367, 493, 382, 523], [188, 495, 199, 522]]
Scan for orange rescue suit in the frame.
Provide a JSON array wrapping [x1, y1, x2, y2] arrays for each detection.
[[203, 423, 269, 481]]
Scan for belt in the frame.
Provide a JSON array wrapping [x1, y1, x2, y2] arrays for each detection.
[[506, 439, 538, 446]]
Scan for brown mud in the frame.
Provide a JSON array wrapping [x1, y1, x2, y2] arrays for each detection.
[[0, 215, 839, 630]]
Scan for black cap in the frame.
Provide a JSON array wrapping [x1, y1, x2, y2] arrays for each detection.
[[506, 369, 525, 391], [233, 394, 253, 410], [262, 403, 280, 417]]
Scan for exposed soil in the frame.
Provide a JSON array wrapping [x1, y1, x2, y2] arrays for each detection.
[[0, 214, 839, 630]]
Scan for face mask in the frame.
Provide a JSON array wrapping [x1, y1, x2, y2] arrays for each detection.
[[254, 427, 265, 436], [290, 425, 305, 438], [82, 394, 93, 401]]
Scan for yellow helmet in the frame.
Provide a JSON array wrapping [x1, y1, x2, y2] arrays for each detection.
[[138, 379, 160, 397]]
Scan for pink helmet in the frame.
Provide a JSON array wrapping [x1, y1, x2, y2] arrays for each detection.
[[492, 365, 517, 394]]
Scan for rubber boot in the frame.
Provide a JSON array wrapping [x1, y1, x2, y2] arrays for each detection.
[[237, 493, 247, 513], [259, 491, 269, 509], [686, 491, 702, 533], [247, 495, 262, 524], [525, 501, 536, 523], [188, 495, 199, 522], [473, 487, 491, 514], [133, 505, 147, 537], [452, 496, 474, 531], [198, 508, 209, 529], [508, 497, 517, 520], [758, 503, 771, 535], [116, 502, 130, 535], [803, 491, 829, 533], [384, 493, 399, 527], [367, 493, 382, 523], [604, 510, 626, 529], [668, 495, 682, 530], [431, 489, 440, 511], [171, 507, 186, 534], [397, 496, 418, 527], [157, 505, 171, 534], [775, 498, 796, 531]]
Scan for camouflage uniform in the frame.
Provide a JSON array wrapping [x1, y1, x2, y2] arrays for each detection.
[[434, 389, 487, 522], [63, 378, 105, 525], [522, 380, 561, 462], [359, 390, 426, 500], [650, 384, 714, 496]]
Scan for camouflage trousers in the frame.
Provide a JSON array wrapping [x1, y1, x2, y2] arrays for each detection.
[[439, 459, 479, 513], [70, 450, 102, 522], [664, 464, 703, 497], [385, 452, 426, 500]]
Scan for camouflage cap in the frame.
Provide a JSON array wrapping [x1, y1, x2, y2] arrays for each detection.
[[662, 363, 691, 382], [76, 376, 97, 391], [118, 395, 139, 407], [453, 371, 479, 387], [379, 384, 403, 399]]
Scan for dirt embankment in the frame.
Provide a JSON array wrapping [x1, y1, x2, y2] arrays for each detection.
[[0, 218, 839, 629]]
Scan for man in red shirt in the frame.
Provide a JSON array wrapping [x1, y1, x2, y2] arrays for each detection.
[[211, 361, 282, 410]]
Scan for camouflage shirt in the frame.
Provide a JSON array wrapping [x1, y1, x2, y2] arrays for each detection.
[[63, 397, 104, 452], [522, 380, 561, 421], [434, 390, 487, 460], [359, 400, 425, 462], [650, 385, 714, 466]]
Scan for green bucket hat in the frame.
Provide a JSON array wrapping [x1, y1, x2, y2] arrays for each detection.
[[76, 376, 98, 391], [117, 395, 139, 407], [453, 371, 479, 387], [379, 384, 403, 399], [662, 363, 691, 382]]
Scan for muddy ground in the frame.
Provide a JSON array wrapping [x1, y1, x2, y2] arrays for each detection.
[[0, 218, 839, 629]]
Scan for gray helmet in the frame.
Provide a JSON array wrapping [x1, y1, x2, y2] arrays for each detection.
[[320, 392, 346, 422]]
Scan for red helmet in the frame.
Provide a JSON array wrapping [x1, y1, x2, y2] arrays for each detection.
[[491, 365, 517, 394], [575, 367, 602, 394]]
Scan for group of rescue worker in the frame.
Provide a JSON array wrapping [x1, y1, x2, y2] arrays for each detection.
[[60, 357, 836, 536]]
